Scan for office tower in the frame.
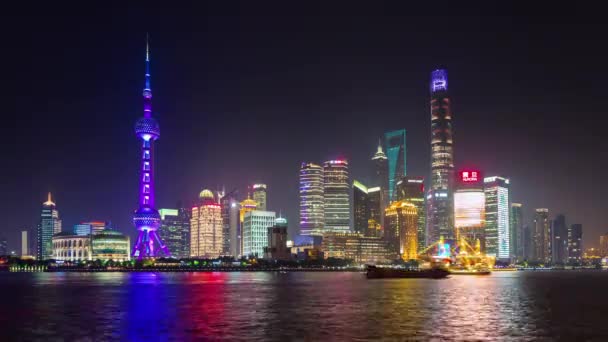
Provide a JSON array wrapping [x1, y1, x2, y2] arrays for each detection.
[[384, 201, 418, 260], [427, 69, 455, 246], [73, 223, 92, 236], [533, 209, 550, 263], [551, 214, 569, 264], [385, 130, 406, 201], [352, 180, 369, 235], [367, 187, 383, 237], [37, 192, 61, 260], [484, 176, 510, 260], [159, 208, 190, 258], [395, 176, 426, 251], [252, 184, 267, 211], [600, 233, 608, 257], [131, 39, 170, 259], [299, 162, 324, 236], [454, 172, 485, 253], [510, 203, 524, 261], [321, 232, 396, 264], [568, 224, 583, 264], [323, 160, 350, 233], [243, 210, 276, 258], [21, 230, 28, 256], [239, 195, 258, 256], [190, 190, 223, 258], [523, 225, 532, 261], [221, 189, 239, 256], [371, 139, 389, 215], [264, 217, 290, 260]]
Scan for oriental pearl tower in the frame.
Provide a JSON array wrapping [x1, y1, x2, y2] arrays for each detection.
[[132, 37, 170, 259]]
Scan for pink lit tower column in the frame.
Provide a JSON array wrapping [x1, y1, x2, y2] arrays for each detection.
[[132, 38, 170, 259]]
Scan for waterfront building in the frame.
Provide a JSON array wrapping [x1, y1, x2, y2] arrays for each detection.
[[190, 190, 223, 258], [551, 214, 569, 264], [321, 232, 397, 265], [252, 184, 267, 211], [384, 201, 418, 260], [427, 69, 455, 246], [484, 176, 510, 260], [91, 230, 130, 261], [385, 130, 406, 201], [243, 210, 276, 258], [159, 208, 190, 258], [221, 189, 239, 257], [299, 162, 324, 236], [600, 233, 608, 257], [264, 217, 291, 260], [510, 203, 524, 261], [21, 230, 28, 256], [131, 39, 170, 258], [52, 233, 92, 261], [523, 225, 532, 261], [323, 160, 350, 233], [73, 223, 92, 236], [37, 192, 62, 260], [533, 209, 550, 263], [568, 223, 583, 264], [367, 187, 383, 238], [353, 180, 369, 235], [239, 195, 258, 256], [371, 139, 389, 218], [454, 187, 485, 252], [395, 176, 425, 251]]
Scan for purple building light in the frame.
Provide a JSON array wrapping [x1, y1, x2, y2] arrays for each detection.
[[132, 38, 170, 259]]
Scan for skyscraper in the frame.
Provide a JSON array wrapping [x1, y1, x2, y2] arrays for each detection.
[[37, 192, 61, 260], [252, 184, 267, 211], [243, 210, 276, 258], [384, 201, 418, 260], [454, 172, 485, 253], [384, 130, 406, 201], [551, 214, 568, 264], [264, 217, 290, 260], [533, 208, 550, 263], [323, 160, 350, 233], [131, 39, 170, 259], [220, 189, 239, 257], [73, 223, 92, 236], [190, 190, 223, 258], [484, 176, 510, 260], [371, 139, 389, 215], [239, 195, 258, 256], [159, 208, 190, 258], [568, 224, 583, 264], [510, 203, 524, 261], [395, 176, 426, 251], [427, 69, 455, 246], [600, 233, 608, 257], [299, 162, 324, 236], [21, 230, 28, 256], [352, 180, 369, 235], [367, 187, 383, 238], [0, 237, 7, 255]]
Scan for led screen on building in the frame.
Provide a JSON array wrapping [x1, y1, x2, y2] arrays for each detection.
[[454, 190, 485, 228]]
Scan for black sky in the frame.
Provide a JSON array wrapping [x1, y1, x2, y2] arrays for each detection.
[[1, 3, 606, 251]]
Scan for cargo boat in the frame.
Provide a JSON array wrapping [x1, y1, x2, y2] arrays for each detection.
[[366, 265, 450, 279]]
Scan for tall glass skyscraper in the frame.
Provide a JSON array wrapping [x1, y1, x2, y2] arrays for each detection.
[[299, 162, 324, 236], [252, 184, 267, 211], [533, 208, 550, 263], [427, 69, 455, 246], [352, 180, 369, 235], [243, 210, 276, 258], [220, 189, 239, 257], [323, 160, 350, 233], [371, 140, 389, 215], [510, 203, 523, 261], [551, 214, 568, 264], [484, 176, 510, 260], [395, 176, 426, 251], [159, 208, 190, 258], [384, 130, 406, 201], [190, 190, 223, 258], [568, 223, 583, 264], [37, 192, 61, 260]]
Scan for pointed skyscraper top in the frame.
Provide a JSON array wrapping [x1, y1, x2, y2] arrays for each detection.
[[43, 192, 55, 206], [146, 33, 150, 62], [372, 138, 387, 160]]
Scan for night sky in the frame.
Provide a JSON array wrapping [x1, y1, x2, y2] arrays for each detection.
[[1, 4, 606, 251]]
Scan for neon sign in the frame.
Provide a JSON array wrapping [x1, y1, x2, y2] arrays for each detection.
[[460, 170, 480, 183]]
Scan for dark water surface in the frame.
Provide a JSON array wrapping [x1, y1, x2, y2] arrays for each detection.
[[0, 271, 607, 341]]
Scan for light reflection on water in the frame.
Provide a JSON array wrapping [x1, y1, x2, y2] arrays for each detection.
[[1, 271, 607, 340]]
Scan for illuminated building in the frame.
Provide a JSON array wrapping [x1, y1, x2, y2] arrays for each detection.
[[395, 176, 425, 251], [190, 190, 223, 258], [243, 210, 276, 258], [299, 162, 324, 236], [159, 208, 190, 258], [371, 139, 389, 215], [568, 223, 583, 263], [484, 176, 510, 260], [427, 69, 455, 246], [91, 230, 130, 261], [321, 232, 396, 265], [385, 130, 406, 201], [239, 195, 258, 256], [264, 217, 290, 260], [551, 214, 569, 264], [52, 233, 92, 261], [323, 160, 350, 233], [533, 208, 550, 263], [131, 39, 170, 259], [353, 180, 369, 235], [454, 189, 485, 249], [73, 223, 92, 236], [600, 233, 608, 257], [21, 230, 28, 256], [0, 237, 7, 255], [523, 225, 532, 261], [510, 203, 524, 261], [367, 187, 383, 238], [38, 192, 62, 260], [384, 201, 418, 260], [252, 184, 267, 211], [220, 189, 239, 257]]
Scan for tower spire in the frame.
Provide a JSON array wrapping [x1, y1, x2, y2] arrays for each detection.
[[143, 34, 152, 118]]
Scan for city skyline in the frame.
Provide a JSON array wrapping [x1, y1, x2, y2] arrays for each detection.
[[2, 7, 605, 253]]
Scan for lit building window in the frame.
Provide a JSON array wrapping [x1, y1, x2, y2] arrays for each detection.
[[144, 162, 150, 171], [144, 185, 150, 193], [143, 150, 150, 160], [143, 173, 150, 182]]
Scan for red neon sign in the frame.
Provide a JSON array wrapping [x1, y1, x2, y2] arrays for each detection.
[[460, 170, 480, 183]]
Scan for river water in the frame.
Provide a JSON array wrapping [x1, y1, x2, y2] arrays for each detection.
[[0, 270, 606, 341]]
